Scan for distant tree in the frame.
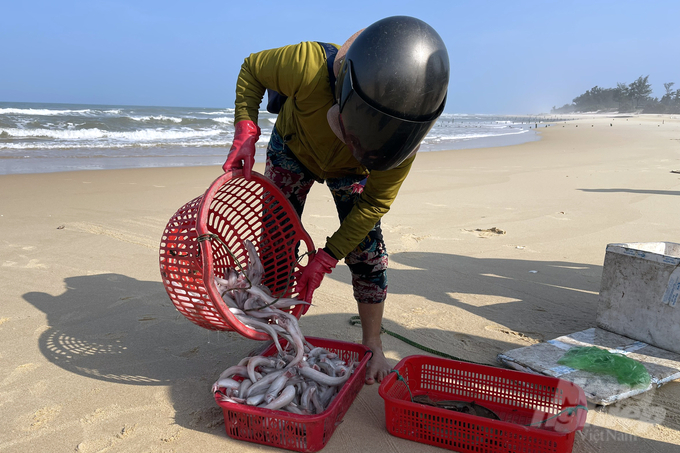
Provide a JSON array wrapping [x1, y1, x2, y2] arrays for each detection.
[[673, 88, 680, 113], [613, 82, 629, 108], [570, 86, 618, 112], [551, 103, 575, 113], [552, 76, 680, 115], [572, 87, 596, 110], [661, 82, 675, 106], [664, 82, 675, 96], [628, 75, 653, 109]]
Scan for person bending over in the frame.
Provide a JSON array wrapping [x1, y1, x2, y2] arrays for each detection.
[[223, 16, 449, 384]]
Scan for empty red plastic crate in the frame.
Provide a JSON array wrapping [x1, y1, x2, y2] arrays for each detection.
[[215, 337, 371, 452], [379, 355, 587, 453]]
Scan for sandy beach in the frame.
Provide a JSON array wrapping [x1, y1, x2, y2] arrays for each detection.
[[1, 114, 679, 452]]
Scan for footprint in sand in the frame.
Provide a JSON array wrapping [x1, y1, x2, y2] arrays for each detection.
[[30, 405, 62, 430], [400, 233, 429, 251], [2, 258, 47, 269]]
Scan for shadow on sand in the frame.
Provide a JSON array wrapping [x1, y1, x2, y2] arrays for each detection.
[[330, 251, 604, 343], [22, 254, 679, 446], [23, 272, 521, 437], [579, 188, 680, 196]]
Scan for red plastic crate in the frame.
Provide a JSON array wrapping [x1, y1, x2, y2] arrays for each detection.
[[379, 355, 587, 453], [215, 337, 371, 452]]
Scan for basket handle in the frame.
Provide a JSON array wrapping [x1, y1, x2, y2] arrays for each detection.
[[196, 170, 316, 338]]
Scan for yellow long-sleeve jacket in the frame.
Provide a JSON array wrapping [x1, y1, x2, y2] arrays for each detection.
[[234, 41, 415, 260]]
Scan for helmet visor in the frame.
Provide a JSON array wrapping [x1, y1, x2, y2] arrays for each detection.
[[335, 59, 444, 171]]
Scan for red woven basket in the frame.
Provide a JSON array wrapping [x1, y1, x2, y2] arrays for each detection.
[[159, 170, 315, 339], [379, 355, 587, 453], [215, 337, 371, 452]]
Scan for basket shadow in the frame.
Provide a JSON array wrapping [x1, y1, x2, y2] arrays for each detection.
[[23, 273, 257, 386], [22, 273, 268, 434]]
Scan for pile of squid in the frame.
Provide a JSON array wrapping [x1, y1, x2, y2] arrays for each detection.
[[211, 240, 357, 414]]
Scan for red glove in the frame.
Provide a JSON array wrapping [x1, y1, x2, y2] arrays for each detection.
[[297, 248, 338, 303], [222, 120, 261, 179]]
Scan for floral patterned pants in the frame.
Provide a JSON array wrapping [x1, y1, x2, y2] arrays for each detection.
[[264, 128, 388, 304]]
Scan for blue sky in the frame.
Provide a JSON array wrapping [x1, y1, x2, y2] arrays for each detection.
[[2, 0, 678, 114]]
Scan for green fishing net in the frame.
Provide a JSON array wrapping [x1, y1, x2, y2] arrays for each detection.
[[557, 346, 651, 388]]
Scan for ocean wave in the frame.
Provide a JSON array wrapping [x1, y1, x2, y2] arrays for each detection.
[[0, 107, 125, 117], [0, 139, 232, 150], [422, 128, 530, 142], [196, 109, 235, 115], [0, 127, 223, 141], [0, 103, 546, 171], [128, 115, 184, 123], [0, 151, 229, 159], [0, 108, 93, 116]]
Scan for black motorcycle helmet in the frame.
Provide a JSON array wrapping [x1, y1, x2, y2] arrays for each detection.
[[335, 16, 449, 171]]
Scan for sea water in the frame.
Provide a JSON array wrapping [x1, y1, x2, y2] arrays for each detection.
[[0, 101, 549, 175]]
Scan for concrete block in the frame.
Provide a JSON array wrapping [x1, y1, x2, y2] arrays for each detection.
[[596, 242, 680, 354]]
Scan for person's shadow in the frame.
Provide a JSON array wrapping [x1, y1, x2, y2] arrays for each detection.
[[335, 250, 606, 342]]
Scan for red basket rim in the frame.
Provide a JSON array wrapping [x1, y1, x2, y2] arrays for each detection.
[[161, 169, 315, 341], [199, 170, 315, 339]]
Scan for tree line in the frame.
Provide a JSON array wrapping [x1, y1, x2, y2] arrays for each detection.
[[551, 76, 680, 114]]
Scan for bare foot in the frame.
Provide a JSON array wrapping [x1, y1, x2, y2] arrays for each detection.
[[363, 341, 392, 385]]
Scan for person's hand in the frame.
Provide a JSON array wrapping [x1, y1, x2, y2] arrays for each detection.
[[222, 120, 261, 179], [297, 248, 338, 302]]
